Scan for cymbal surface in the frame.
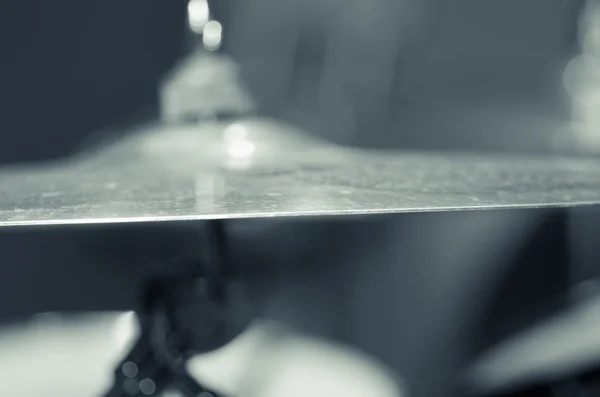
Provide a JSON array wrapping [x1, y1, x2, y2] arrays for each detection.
[[2, 119, 600, 227]]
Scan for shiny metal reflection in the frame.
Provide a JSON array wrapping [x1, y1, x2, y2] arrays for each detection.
[[139, 378, 157, 395], [224, 123, 256, 159], [203, 21, 223, 51], [121, 361, 138, 378], [188, 0, 210, 34]]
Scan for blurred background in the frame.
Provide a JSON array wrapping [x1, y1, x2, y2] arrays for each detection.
[[1, 0, 600, 396], [2, 0, 600, 161]]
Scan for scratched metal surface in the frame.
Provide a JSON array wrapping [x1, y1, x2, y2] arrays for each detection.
[[1, 118, 600, 227]]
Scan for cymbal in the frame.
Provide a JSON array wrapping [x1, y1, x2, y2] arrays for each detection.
[[2, 118, 600, 228]]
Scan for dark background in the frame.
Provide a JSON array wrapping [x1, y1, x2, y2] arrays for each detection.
[[0, 0, 188, 164]]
